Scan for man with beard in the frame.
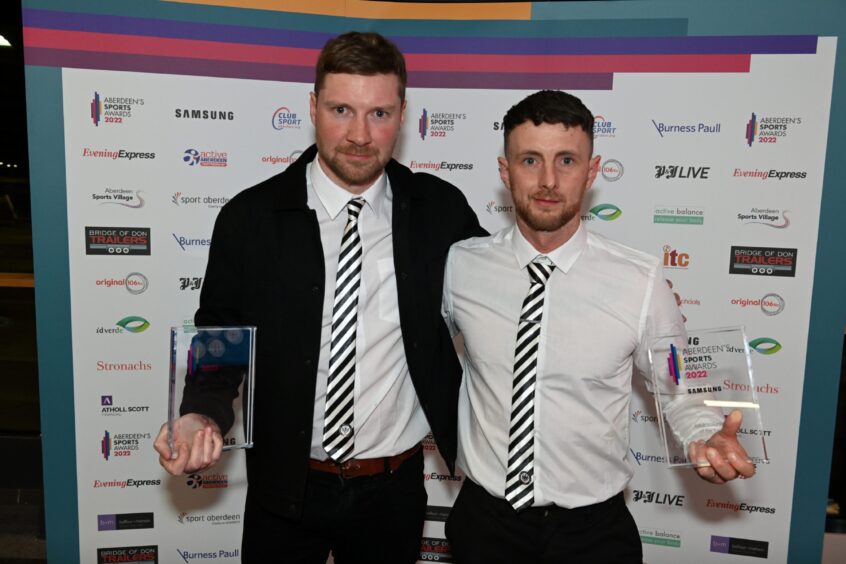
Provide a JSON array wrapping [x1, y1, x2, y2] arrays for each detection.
[[154, 32, 483, 563], [441, 90, 755, 563]]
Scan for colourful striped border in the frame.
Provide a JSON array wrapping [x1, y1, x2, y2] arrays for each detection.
[[21, 8, 816, 90]]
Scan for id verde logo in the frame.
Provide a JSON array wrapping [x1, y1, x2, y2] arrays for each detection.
[[588, 204, 622, 221], [748, 337, 781, 355], [116, 316, 150, 333]]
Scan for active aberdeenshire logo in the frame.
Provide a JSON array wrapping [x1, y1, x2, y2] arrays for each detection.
[[271, 106, 302, 130], [90, 92, 144, 126], [651, 119, 720, 137], [418, 108, 467, 139], [183, 148, 228, 167], [710, 536, 769, 558], [85, 227, 151, 256], [97, 545, 158, 564], [745, 112, 802, 146], [729, 246, 797, 277]]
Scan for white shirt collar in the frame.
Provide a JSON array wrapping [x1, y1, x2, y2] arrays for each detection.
[[511, 221, 587, 274], [310, 156, 387, 219]]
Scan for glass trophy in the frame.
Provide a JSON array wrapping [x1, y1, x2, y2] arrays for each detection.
[[168, 326, 256, 451], [647, 326, 768, 468]]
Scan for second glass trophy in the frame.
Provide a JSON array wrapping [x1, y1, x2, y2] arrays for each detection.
[[647, 326, 769, 468]]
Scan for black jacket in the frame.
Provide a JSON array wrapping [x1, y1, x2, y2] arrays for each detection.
[[182, 144, 485, 519]]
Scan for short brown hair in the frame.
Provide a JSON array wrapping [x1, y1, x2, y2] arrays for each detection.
[[502, 90, 594, 155], [314, 31, 407, 101]]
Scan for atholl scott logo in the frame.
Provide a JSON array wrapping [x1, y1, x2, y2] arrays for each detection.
[[418, 108, 467, 139], [92, 188, 144, 208], [737, 208, 790, 229], [90, 91, 144, 126], [729, 246, 797, 277], [100, 395, 151, 416], [272, 106, 302, 130], [183, 148, 228, 167], [746, 111, 802, 146], [85, 227, 150, 256]]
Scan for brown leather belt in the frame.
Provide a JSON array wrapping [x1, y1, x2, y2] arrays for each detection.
[[308, 443, 421, 478]]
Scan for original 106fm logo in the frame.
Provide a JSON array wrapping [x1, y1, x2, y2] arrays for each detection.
[[86, 227, 150, 256]]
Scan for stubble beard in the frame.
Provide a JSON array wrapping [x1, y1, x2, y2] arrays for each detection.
[[514, 192, 582, 232], [320, 143, 390, 188]]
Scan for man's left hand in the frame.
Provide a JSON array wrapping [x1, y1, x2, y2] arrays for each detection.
[[688, 410, 756, 484]]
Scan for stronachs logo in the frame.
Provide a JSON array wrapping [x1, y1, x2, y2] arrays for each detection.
[[86, 227, 150, 256], [729, 246, 797, 277]]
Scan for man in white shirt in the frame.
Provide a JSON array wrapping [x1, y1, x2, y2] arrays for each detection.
[[441, 90, 755, 563]]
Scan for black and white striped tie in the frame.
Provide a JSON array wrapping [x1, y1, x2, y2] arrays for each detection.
[[323, 197, 365, 462], [505, 257, 554, 511]]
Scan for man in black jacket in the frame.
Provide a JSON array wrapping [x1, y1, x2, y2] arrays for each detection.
[[154, 32, 484, 563]]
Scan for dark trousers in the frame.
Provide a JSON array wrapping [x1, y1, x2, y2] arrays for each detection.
[[446, 479, 642, 564], [241, 449, 426, 564]]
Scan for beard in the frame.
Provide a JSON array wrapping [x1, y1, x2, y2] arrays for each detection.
[[513, 191, 582, 232], [318, 142, 390, 188]]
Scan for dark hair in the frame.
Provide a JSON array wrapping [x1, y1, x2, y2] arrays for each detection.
[[314, 31, 407, 101], [502, 90, 594, 153]]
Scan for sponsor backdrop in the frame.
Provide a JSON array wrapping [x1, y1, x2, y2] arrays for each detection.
[[22, 1, 846, 563]]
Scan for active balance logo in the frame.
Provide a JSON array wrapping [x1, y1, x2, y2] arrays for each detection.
[[98, 512, 154, 531], [97, 545, 158, 564], [653, 206, 704, 225], [420, 537, 453, 562], [639, 528, 681, 548], [654, 165, 710, 180], [729, 246, 797, 277], [90, 91, 144, 126], [631, 489, 684, 507], [710, 536, 769, 558], [85, 227, 150, 256]]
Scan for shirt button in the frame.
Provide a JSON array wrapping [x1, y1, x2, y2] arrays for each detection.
[[519, 471, 533, 485], [311, 285, 319, 293], [412, 341, 418, 349], [400, 272, 408, 280], [304, 359, 312, 367]]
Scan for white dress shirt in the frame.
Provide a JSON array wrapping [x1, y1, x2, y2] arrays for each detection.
[[307, 158, 428, 460], [442, 223, 723, 508]]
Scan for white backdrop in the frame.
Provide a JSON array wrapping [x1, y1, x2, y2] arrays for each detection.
[[63, 37, 835, 563]]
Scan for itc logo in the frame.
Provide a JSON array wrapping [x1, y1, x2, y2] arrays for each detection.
[[663, 246, 690, 268]]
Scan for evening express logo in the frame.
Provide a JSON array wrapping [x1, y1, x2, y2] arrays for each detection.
[[97, 545, 158, 564], [82, 148, 156, 160], [272, 106, 302, 129], [738, 208, 790, 229], [706, 499, 776, 515], [582, 204, 622, 222], [174, 108, 234, 121], [653, 206, 704, 225], [745, 112, 801, 146], [408, 160, 473, 172], [654, 165, 710, 179], [418, 108, 467, 139], [98, 512, 154, 531], [85, 227, 150, 256], [710, 536, 769, 559], [93, 477, 161, 489], [93, 188, 144, 208], [90, 92, 144, 126], [651, 119, 720, 137], [729, 246, 797, 277], [731, 167, 806, 181], [183, 148, 228, 167]]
